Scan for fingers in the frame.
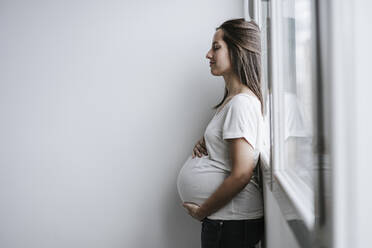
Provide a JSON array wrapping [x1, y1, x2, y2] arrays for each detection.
[[192, 147, 201, 158], [192, 147, 208, 159], [194, 147, 202, 158], [196, 143, 208, 156], [192, 139, 209, 158]]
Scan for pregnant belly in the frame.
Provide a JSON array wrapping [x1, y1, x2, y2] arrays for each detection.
[[177, 155, 229, 206]]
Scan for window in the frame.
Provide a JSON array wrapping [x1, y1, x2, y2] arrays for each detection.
[[281, 0, 314, 189], [271, 0, 317, 229]]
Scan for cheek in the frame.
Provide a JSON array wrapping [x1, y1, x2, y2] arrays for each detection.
[[216, 58, 231, 72], [218, 52, 231, 67]]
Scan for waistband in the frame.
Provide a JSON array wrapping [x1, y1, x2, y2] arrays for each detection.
[[201, 216, 264, 223]]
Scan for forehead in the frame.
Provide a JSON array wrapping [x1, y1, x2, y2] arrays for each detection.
[[212, 29, 224, 43]]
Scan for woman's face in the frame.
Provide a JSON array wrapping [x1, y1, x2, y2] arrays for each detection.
[[206, 29, 232, 76]]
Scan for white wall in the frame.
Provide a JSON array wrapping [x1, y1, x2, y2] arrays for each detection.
[[331, 0, 372, 247], [353, 0, 372, 246], [263, 179, 300, 248], [0, 1, 243, 247]]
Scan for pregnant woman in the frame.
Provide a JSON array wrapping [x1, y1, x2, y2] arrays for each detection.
[[177, 19, 266, 248]]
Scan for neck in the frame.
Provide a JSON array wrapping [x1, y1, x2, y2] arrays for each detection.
[[223, 72, 248, 97]]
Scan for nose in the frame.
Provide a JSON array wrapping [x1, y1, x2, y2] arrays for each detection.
[[206, 49, 213, 60]]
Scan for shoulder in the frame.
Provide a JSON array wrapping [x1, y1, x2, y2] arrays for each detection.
[[228, 94, 260, 113], [223, 96, 260, 124]]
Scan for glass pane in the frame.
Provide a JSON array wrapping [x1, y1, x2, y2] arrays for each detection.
[[282, 0, 315, 189]]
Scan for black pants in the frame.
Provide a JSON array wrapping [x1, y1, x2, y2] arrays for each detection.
[[201, 217, 264, 248]]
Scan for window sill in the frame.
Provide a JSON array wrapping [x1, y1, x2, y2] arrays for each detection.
[[274, 170, 315, 230]]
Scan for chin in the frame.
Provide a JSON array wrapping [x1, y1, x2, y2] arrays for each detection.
[[210, 69, 221, 76]]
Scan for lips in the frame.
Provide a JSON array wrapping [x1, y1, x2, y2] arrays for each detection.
[[209, 62, 215, 66]]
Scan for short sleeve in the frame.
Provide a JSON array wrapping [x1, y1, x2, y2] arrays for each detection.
[[222, 96, 259, 149]]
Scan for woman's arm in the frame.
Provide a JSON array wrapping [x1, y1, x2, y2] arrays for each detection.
[[198, 137, 256, 218]]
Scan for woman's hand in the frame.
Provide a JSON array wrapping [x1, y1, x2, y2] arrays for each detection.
[[192, 137, 208, 158], [182, 202, 207, 222]]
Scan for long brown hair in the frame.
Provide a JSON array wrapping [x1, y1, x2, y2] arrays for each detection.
[[212, 18, 263, 115]]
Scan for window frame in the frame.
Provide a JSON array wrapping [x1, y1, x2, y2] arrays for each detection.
[[266, 0, 316, 230]]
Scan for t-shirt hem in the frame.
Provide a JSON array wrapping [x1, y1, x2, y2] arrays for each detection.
[[207, 210, 264, 220]]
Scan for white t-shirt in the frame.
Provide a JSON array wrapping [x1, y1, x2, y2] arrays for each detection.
[[205, 93, 263, 171], [177, 92, 265, 220], [203, 93, 264, 219]]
